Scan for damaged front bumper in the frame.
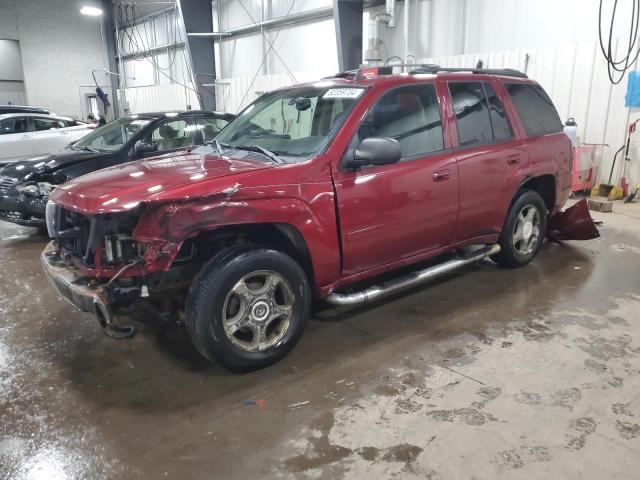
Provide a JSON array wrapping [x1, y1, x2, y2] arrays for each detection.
[[41, 241, 136, 339], [0, 192, 47, 227]]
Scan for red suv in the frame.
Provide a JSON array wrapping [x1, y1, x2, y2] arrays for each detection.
[[41, 66, 596, 370]]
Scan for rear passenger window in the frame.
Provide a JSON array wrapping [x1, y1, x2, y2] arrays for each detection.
[[34, 118, 66, 130], [449, 82, 514, 146], [504, 83, 563, 137], [449, 82, 490, 146], [358, 84, 444, 159], [483, 83, 513, 140]]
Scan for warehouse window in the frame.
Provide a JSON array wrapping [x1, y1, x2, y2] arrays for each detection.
[[504, 83, 563, 137], [358, 84, 444, 159], [449, 82, 494, 146]]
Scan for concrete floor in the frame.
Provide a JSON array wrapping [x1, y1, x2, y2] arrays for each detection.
[[1, 202, 640, 480]]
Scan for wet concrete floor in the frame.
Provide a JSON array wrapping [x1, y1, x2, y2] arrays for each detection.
[[1, 203, 640, 479]]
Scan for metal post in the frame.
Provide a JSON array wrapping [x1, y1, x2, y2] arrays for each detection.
[[333, 0, 363, 71], [177, 0, 217, 110], [100, 0, 121, 118]]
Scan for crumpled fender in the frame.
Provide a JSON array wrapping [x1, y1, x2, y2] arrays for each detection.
[[546, 199, 600, 242]]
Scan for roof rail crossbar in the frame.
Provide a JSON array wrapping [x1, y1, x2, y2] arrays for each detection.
[[326, 65, 528, 81], [409, 66, 528, 78]]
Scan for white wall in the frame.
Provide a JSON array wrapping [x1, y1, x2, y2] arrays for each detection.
[[0, 0, 109, 118], [214, 70, 327, 113], [368, 0, 633, 61], [124, 83, 200, 113]]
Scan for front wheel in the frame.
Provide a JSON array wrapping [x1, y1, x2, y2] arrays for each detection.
[[492, 190, 547, 268], [185, 246, 311, 371]]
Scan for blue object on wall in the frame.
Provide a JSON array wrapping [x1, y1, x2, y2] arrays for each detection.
[[96, 87, 110, 106], [625, 71, 640, 107]]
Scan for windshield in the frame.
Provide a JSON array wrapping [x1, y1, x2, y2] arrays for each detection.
[[73, 117, 152, 152], [216, 85, 365, 162]]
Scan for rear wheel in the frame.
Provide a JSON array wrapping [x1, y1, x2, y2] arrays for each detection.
[[492, 190, 547, 268], [185, 246, 311, 371]]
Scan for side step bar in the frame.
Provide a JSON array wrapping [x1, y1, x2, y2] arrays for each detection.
[[325, 244, 501, 307]]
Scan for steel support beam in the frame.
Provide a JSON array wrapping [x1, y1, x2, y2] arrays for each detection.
[[100, 0, 120, 118], [177, 0, 216, 110], [333, 0, 363, 72]]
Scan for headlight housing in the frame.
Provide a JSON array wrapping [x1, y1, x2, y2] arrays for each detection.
[[45, 200, 58, 238], [19, 182, 55, 198]]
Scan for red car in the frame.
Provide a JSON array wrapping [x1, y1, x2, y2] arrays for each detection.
[[42, 66, 597, 370]]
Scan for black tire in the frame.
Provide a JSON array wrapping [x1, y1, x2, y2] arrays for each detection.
[[492, 190, 547, 268], [185, 245, 311, 371]]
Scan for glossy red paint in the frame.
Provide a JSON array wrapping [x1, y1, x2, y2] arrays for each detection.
[[50, 72, 575, 297]]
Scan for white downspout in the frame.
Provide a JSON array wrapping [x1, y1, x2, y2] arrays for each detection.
[[386, 0, 396, 28], [403, 0, 410, 64]]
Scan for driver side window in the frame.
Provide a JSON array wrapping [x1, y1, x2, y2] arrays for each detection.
[[357, 84, 444, 160]]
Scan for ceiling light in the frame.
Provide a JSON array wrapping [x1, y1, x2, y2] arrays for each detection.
[[80, 6, 103, 16]]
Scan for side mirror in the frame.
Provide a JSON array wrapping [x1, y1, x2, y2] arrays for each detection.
[[134, 140, 158, 157], [344, 137, 401, 169]]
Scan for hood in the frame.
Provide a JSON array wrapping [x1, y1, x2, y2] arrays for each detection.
[[0, 149, 104, 181], [50, 146, 275, 214]]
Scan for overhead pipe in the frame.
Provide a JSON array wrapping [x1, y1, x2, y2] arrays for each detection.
[[385, 0, 396, 28]]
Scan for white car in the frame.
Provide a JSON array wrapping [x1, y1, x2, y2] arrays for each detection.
[[0, 113, 93, 164]]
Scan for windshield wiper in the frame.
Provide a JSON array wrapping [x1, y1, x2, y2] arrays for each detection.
[[233, 144, 283, 164], [214, 139, 225, 155], [75, 146, 99, 153]]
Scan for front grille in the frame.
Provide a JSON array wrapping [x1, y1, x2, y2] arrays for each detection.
[[53, 207, 140, 267], [55, 207, 93, 260], [0, 176, 18, 196]]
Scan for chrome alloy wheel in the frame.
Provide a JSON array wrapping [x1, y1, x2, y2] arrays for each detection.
[[512, 204, 541, 256], [222, 270, 294, 352]]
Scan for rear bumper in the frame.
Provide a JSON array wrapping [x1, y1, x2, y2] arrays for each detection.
[[41, 241, 111, 320]]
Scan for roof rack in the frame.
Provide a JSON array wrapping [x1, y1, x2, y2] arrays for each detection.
[[327, 64, 528, 80], [409, 66, 528, 78]]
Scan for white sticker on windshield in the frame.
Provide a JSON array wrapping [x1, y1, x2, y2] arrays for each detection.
[[322, 88, 365, 99]]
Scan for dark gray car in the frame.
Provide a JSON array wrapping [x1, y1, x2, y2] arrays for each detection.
[[0, 110, 234, 227]]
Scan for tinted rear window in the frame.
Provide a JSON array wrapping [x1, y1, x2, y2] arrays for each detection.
[[484, 83, 513, 141], [448, 82, 494, 146], [504, 83, 562, 137]]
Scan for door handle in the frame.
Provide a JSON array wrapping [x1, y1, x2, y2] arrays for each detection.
[[507, 154, 521, 165], [433, 169, 451, 182]]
